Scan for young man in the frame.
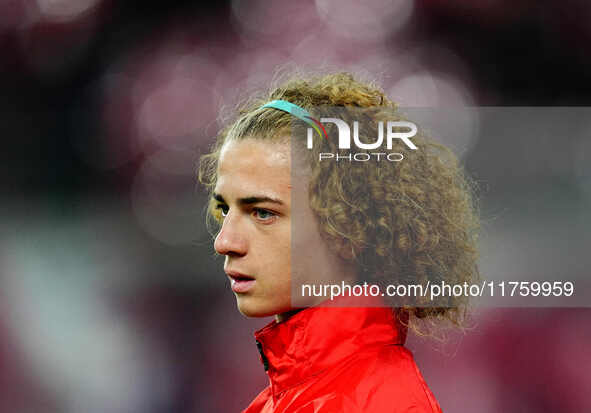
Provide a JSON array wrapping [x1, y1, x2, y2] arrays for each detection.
[[199, 71, 479, 412]]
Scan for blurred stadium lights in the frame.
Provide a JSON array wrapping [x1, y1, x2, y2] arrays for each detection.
[[340, 44, 409, 86], [136, 74, 214, 148], [422, 0, 534, 24], [212, 48, 290, 104], [131, 148, 205, 247], [389, 71, 473, 106], [230, 0, 316, 46], [315, 0, 414, 43], [130, 51, 216, 150], [287, 30, 350, 67], [72, 73, 142, 170], [0, 0, 36, 31], [0, 221, 174, 413], [11, 0, 103, 79], [36, 0, 102, 23], [386, 52, 479, 158]]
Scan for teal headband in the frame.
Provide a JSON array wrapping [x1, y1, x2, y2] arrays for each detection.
[[259, 99, 326, 139]]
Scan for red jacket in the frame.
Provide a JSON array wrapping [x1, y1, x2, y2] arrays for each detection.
[[242, 296, 443, 412]]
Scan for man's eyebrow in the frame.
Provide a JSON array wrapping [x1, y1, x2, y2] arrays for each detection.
[[213, 193, 285, 206]]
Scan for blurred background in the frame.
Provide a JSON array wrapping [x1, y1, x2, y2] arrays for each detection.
[[0, 0, 590, 412]]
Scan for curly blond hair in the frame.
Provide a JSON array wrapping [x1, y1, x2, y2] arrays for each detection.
[[198, 69, 480, 333]]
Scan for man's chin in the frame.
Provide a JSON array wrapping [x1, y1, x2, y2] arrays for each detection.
[[235, 296, 287, 318]]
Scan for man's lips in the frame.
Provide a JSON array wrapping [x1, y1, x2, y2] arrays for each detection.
[[225, 270, 255, 281], [225, 270, 256, 293]]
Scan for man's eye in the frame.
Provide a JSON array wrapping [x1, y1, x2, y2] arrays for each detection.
[[254, 208, 275, 221], [215, 204, 229, 217]]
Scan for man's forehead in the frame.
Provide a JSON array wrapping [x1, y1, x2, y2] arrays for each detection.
[[215, 172, 289, 201], [215, 171, 289, 204], [217, 139, 290, 187], [215, 177, 286, 197], [220, 138, 288, 163]]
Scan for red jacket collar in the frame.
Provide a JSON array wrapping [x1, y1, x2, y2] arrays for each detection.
[[253, 295, 408, 397]]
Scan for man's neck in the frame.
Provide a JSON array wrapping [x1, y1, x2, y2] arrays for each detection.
[[275, 308, 305, 323]]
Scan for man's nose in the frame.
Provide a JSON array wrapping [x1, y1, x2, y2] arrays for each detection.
[[214, 212, 247, 256]]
